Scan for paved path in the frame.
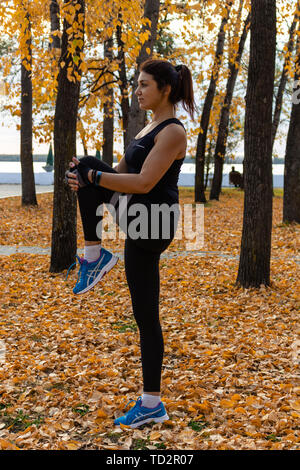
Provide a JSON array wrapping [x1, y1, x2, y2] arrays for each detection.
[[0, 186, 298, 264], [0, 184, 53, 199], [0, 244, 238, 260], [0, 244, 299, 264]]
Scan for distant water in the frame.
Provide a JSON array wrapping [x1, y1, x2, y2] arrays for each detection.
[[0, 161, 285, 174], [0, 161, 285, 187], [182, 163, 284, 175]]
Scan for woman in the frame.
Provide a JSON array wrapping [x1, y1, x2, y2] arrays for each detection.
[[66, 59, 195, 428]]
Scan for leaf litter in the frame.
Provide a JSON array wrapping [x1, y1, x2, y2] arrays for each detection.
[[0, 188, 299, 450]]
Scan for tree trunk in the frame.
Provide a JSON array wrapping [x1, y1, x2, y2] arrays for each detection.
[[210, 12, 250, 201], [283, 29, 300, 223], [50, 0, 61, 50], [236, 0, 276, 288], [116, 17, 130, 152], [194, 1, 233, 203], [82, 138, 88, 155], [125, 0, 160, 149], [50, 0, 85, 273], [102, 36, 114, 167], [20, 9, 37, 206], [77, 116, 88, 155], [205, 132, 214, 190], [272, 1, 299, 150]]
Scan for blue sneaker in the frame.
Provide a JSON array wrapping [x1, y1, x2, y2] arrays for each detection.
[[114, 397, 169, 428], [66, 247, 118, 294]]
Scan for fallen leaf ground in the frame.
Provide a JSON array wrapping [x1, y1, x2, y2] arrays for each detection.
[[0, 188, 299, 450]]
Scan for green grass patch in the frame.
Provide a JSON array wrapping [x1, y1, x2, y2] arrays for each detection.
[[273, 188, 283, 197], [188, 418, 209, 432], [72, 403, 90, 416], [111, 321, 137, 332], [1, 409, 44, 432], [265, 434, 281, 442], [131, 436, 166, 450]]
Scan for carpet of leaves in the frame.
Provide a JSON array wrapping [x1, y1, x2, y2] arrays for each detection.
[[0, 188, 299, 450]]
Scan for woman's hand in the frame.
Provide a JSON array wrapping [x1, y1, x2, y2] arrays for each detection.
[[65, 157, 81, 192]]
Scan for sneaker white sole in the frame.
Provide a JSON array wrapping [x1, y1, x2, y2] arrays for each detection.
[[74, 255, 118, 295], [119, 412, 169, 429]]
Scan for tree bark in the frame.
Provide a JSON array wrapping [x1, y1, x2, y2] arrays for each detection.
[[236, 0, 276, 288], [50, 0, 61, 50], [77, 116, 88, 155], [272, 1, 299, 150], [125, 0, 160, 149], [20, 8, 37, 206], [194, 1, 233, 203], [116, 17, 130, 152], [50, 0, 85, 272], [210, 12, 250, 200], [102, 36, 114, 167], [283, 28, 300, 223]]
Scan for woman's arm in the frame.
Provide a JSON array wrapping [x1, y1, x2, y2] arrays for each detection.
[[68, 124, 186, 194], [91, 125, 185, 193], [114, 156, 128, 174]]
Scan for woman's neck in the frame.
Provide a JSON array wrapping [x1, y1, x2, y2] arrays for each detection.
[[152, 104, 175, 123]]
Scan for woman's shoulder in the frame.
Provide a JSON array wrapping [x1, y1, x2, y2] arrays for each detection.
[[155, 120, 186, 142]]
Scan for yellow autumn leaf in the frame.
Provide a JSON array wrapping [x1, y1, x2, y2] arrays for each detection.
[[97, 409, 108, 418], [290, 400, 300, 412], [234, 407, 247, 414], [119, 423, 131, 430], [220, 399, 235, 409], [150, 431, 161, 440], [0, 439, 20, 450], [64, 441, 81, 450]]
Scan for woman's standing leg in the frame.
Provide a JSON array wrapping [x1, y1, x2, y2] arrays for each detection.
[[124, 238, 164, 393], [113, 237, 170, 427]]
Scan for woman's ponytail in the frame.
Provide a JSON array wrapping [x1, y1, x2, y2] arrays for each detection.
[[172, 64, 196, 120]]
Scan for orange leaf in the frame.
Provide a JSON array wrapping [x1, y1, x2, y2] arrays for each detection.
[[290, 400, 300, 412], [96, 409, 108, 418], [0, 439, 20, 450], [220, 399, 235, 409], [234, 407, 247, 414]]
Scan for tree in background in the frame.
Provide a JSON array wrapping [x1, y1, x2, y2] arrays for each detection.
[[283, 18, 300, 224], [102, 35, 114, 166], [0, 0, 298, 211], [236, 0, 276, 288], [125, 0, 160, 148], [272, 0, 300, 151], [20, 2, 37, 206], [209, 10, 250, 200], [194, 0, 233, 203], [50, 0, 61, 51]]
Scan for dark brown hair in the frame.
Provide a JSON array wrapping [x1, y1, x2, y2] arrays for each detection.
[[139, 59, 196, 120]]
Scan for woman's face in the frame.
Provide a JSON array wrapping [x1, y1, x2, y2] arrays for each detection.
[[135, 71, 170, 111]]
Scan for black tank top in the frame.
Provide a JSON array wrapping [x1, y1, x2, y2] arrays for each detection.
[[125, 118, 186, 204]]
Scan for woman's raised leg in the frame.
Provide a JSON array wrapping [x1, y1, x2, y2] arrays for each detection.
[[68, 156, 120, 294]]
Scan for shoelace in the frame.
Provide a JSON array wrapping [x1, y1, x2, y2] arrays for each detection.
[[65, 262, 76, 281], [65, 256, 86, 282], [123, 396, 142, 414]]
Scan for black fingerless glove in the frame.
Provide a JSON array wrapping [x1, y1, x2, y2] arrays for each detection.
[[64, 166, 87, 188], [77, 160, 92, 186]]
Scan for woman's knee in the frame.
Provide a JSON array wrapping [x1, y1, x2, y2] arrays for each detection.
[[79, 155, 98, 165], [79, 156, 117, 173]]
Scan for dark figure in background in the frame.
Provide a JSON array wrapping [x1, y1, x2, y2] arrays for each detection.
[[229, 165, 244, 189]]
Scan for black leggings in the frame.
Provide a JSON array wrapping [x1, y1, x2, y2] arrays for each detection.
[[76, 156, 175, 392]]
